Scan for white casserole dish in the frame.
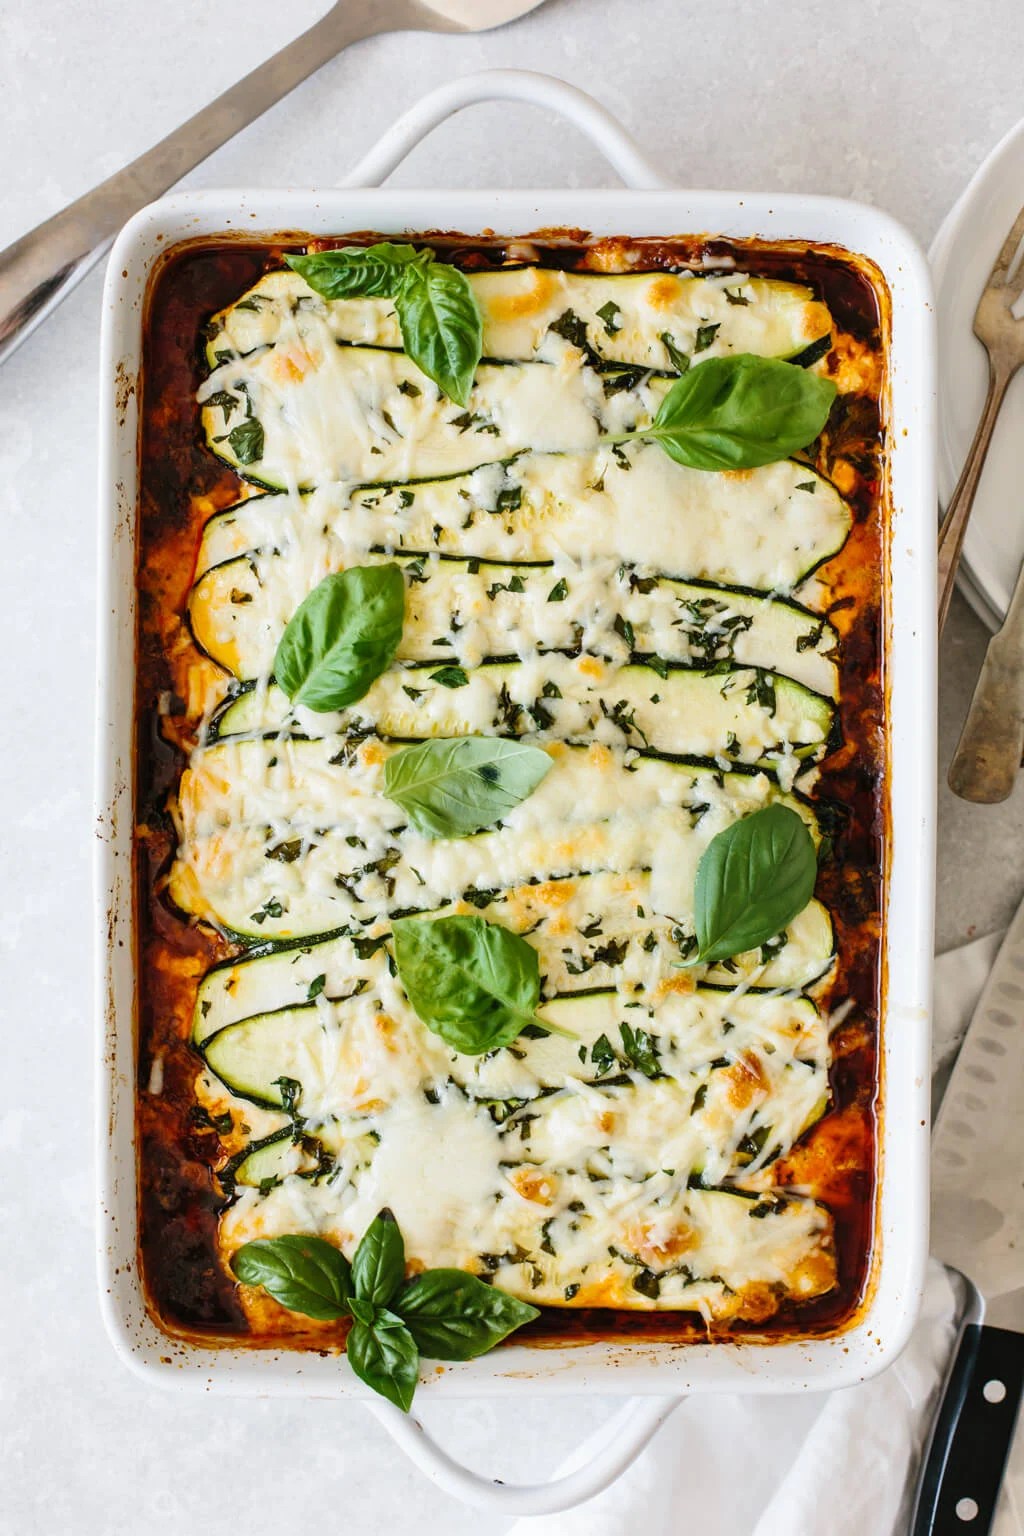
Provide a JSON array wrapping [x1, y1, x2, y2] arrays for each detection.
[[95, 70, 937, 1513]]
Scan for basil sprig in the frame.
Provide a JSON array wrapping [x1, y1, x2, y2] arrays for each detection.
[[383, 736, 552, 839], [286, 243, 483, 406], [232, 1211, 538, 1411], [604, 353, 836, 472], [691, 803, 817, 964], [274, 564, 405, 713], [392, 913, 572, 1054]]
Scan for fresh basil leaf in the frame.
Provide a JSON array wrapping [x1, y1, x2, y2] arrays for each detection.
[[693, 803, 817, 963], [428, 665, 469, 689], [383, 736, 551, 839], [286, 244, 483, 405], [230, 1235, 352, 1320], [348, 1295, 377, 1328], [395, 1270, 539, 1360], [285, 242, 426, 300], [642, 354, 837, 471], [218, 416, 264, 466], [346, 1314, 420, 1413], [352, 1209, 406, 1308], [273, 564, 405, 712], [396, 260, 482, 407], [392, 914, 541, 1054]]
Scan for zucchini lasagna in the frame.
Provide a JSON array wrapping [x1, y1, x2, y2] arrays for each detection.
[[136, 234, 888, 1346]]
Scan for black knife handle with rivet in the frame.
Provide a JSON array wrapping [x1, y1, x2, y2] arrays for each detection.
[[912, 1323, 1024, 1534]]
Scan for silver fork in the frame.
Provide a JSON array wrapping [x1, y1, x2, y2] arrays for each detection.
[[937, 203, 1024, 633], [0, 0, 546, 366], [940, 205, 1024, 801]]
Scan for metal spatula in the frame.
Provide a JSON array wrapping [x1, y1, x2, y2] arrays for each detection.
[[0, 0, 547, 366]]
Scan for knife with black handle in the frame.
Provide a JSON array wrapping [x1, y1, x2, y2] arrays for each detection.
[[910, 896, 1024, 1533]]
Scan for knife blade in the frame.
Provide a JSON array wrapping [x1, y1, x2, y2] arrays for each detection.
[[912, 896, 1024, 1534]]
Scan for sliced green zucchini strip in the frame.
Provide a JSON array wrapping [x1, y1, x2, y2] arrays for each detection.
[[206, 657, 836, 774], [203, 985, 823, 1104], [200, 348, 672, 491], [192, 867, 833, 1045], [205, 267, 830, 373], [173, 736, 832, 952], [219, 1130, 836, 1315], [189, 550, 839, 699], [193, 452, 850, 595], [203, 985, 828, 1193]]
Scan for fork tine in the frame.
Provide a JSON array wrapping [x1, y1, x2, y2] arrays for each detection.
[[989, 203, 1024, 287]]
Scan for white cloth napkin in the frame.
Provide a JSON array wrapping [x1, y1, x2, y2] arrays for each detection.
[[508, 929, 1020, 1536]]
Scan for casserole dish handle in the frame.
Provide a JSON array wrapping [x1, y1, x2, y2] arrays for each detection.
[[344, 68, 680, 1513], [339, 68, 674, 191], [370, 1394, 678, 1515]]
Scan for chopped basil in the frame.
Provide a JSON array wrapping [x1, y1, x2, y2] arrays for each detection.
[[659, 332, 691, 374], [428, 665, 469, 689], [215, 416, 264, 465], [596, 299, 622, 335]]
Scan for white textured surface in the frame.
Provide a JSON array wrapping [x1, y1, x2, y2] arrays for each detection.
[[1, 1, 1023, 1531]]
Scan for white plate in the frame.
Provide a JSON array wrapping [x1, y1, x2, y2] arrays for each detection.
[[930, 115, 1024, 631]]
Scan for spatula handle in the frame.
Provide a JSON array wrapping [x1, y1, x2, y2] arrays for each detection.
[[911, 1323, 1024, 1534]]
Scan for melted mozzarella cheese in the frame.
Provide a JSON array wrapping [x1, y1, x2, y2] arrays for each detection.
[[194, 450, 850, 597], [221, 1141, 836, 1318], [191, 867, 832, 1047], [200, 342, 658, 490], [205, 267, 829, 373], [206, 657, 833, 771], [171, 739, 832, 978], [190, 549, 839, 697], [187, 255, 846, 1318]]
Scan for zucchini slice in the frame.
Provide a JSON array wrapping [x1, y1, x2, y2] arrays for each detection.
[[219, 1119, 836, 1316], [206, 656, 836, 774], [193, 452, 850, 595], [203, 986, 829, 1193], [191, 870, 834, 1045], [173, 736, 832, 952], [210, 1055, 827, 1193], [200, 348, 671, 491], [202, 985, 825, 1106], [223, 1132, 299, 1191], [189, 550, 839, 698], [467, 1180, 836, 1314], [205, 267, 830, 374]]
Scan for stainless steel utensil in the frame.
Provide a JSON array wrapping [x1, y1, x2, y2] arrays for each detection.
[[911, 894, 1024, 1534], [937, 204, 1024, 633], [948, 555, 1024, 802], [0, 0, 545, 365]]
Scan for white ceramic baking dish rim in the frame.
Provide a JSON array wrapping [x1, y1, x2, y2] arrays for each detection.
[[95, 69, 936, 1515]]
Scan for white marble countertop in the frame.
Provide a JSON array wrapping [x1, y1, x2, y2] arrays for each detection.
[[2, 1, 1024, 1530]]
